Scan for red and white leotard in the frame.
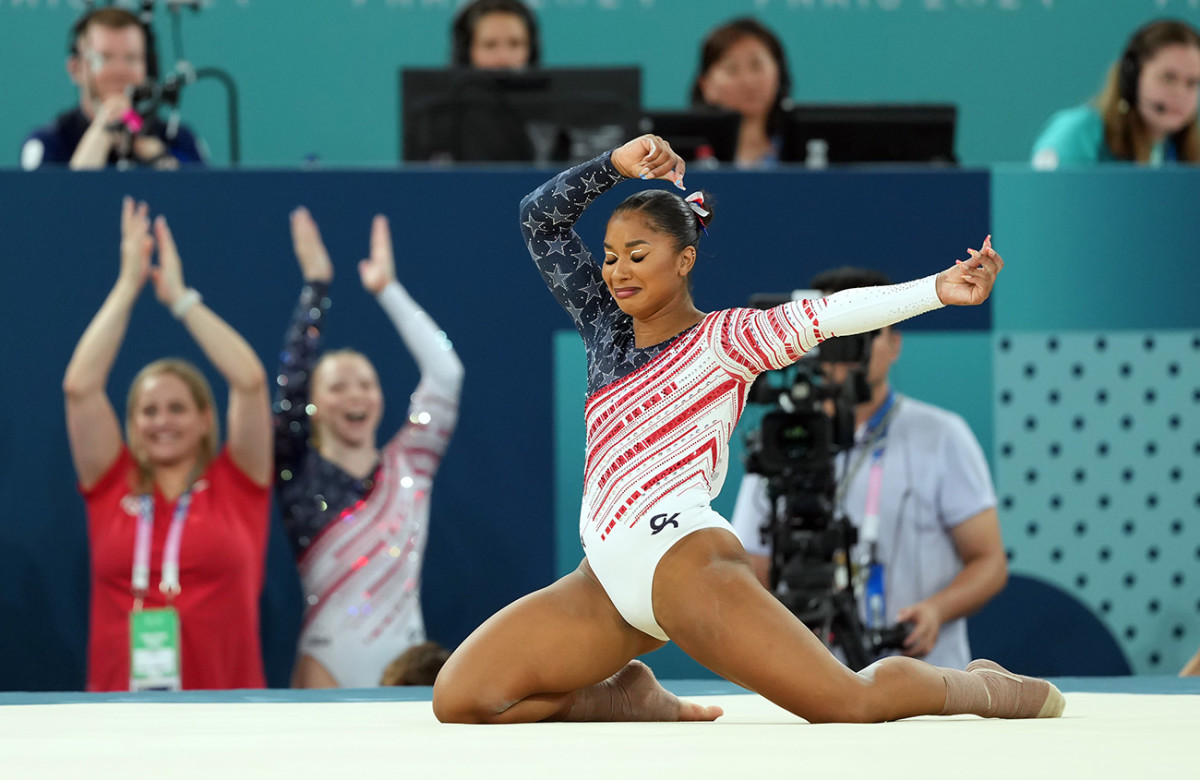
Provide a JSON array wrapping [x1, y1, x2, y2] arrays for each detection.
[[520, 152, 944, 639]]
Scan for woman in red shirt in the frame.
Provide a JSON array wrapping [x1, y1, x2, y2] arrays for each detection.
[[63, 198, 272, 692]]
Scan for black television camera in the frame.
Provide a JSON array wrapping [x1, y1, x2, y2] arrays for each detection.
[[742, 295, 912, 670]]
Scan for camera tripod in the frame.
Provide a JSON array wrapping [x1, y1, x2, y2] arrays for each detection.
[[768, 519, 875, 672]]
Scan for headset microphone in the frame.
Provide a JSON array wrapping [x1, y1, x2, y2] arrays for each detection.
[[1151, 101, 1169, 114]]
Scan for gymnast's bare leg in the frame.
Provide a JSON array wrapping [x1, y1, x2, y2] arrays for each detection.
[[432, 560, 723, 724], [653, 528, 1063, 723]]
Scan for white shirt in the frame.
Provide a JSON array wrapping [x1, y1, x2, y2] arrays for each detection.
[[731, 394, 996, 669]]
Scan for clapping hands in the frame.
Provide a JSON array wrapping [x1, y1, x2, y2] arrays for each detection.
[[118, 196, 188, 309]]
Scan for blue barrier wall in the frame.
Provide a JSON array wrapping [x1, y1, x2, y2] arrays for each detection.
[[2, 165, 1198, 689], [1, 166, 565, 689], [5, 1, 1200, 167], [0, 164, 986, 690]]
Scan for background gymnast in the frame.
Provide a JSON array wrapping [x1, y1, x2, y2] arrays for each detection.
[[275, 208, 464, 688]]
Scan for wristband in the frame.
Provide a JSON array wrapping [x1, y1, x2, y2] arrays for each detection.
[[171, 288, 202, 320]]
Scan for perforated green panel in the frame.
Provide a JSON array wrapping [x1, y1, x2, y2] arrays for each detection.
[[994, 331, 1200, 674]]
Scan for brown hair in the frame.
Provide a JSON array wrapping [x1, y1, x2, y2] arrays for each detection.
[[70, 7, 145, 56], [690, 17, 793, 136], [451, 0, 541, 67], [125, 359, 218, 494], [1098, 19, 1200, 162], [380, 641, 450, 686]]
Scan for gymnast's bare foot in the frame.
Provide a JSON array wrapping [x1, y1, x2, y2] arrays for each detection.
[[571, 660, 723, 721], [611, 660, 723, 721]]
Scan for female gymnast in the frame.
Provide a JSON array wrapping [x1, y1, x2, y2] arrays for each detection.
[[64, 198, 272, 691], [432, 135, 1064, 724], [275, 208, 464, 688]]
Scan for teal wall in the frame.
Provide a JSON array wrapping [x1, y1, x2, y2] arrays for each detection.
[[7, 1, 1200, 167], [990, 166, 1200, 675]]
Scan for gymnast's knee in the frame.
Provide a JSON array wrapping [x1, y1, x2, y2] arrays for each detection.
[[432, 673, 482, 723], [431, 665, 509, 724]]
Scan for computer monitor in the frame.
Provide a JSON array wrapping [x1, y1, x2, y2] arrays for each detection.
[[780, 104, 957, 165], [401, 67, 641, 164], [638, 108, 740, 164]]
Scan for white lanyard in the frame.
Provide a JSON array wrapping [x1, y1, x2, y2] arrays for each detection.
[[132, 490, 192, 608]]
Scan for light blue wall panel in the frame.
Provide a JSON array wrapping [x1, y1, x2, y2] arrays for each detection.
[[6, 1, 1199, 166]]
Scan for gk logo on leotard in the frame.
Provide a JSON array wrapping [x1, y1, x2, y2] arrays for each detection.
[[648, 513, 680, 534]]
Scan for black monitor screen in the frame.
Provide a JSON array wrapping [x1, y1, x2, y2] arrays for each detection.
[[402, 67, 641, 164], [638, 108, 740, 164], [780, 104, 957, 165]]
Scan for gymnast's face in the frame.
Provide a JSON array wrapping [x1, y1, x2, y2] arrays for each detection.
[[602, 212, 695, 319], [1137, 42, 1200, 137], [310, 353, 384, 450], [470, 11, 531, 69]]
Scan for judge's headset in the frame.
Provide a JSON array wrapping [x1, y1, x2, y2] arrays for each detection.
[[68, 1, 160, 82], [449, 0, 540, 67]]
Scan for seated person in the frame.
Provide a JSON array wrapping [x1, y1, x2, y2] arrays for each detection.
[[21, 7, 205, 171], [730, 267, 1008, 670], [690, 17, 792, 168], [1032, 18, 1200, 168], [450, 0, 540, 70]]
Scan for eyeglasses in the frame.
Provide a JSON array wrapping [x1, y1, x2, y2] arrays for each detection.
[[83, 51, 145, 72]]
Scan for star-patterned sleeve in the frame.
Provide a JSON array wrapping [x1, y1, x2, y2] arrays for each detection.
[[272, 281, 329, 482], [375, 280, 464, 468], [714, 275, 945, 380], [519, 151, 625, 337]]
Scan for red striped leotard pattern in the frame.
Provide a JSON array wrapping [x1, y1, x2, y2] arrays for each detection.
[[582, 303, 829, 541]]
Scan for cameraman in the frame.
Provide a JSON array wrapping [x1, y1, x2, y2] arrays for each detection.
[[730, 267, 1007, 670], [21, 7, 206, 171]]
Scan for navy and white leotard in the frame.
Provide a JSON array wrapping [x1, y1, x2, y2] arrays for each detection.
[[520, 152, 945, 640]]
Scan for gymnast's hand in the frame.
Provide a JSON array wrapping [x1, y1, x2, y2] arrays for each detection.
[[935, 235, 1003, 307], [358, 215, 396, 296], [611, 134, 686, 190], [290, 206, 333, 283], [118, 196, 153, 292]]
